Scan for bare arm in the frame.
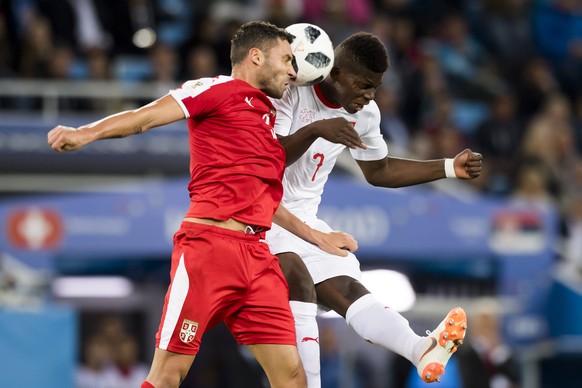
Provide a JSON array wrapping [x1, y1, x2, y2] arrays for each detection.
[[279, 117, 366, 166], [48, 94, 185, 152], [273, 204, 358, 257], [356, 149, 483, 188]]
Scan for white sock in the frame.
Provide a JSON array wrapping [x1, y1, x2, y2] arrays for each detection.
[[290, 301, 321, 388], [345, 293, 422, 363]]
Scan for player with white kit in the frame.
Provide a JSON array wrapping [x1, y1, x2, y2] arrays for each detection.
[[269, 29, 483, 386]]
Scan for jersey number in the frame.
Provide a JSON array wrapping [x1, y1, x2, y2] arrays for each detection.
[[311, 153, 325, 181]]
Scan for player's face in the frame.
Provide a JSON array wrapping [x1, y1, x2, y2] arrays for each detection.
[[258, 38, 296, 99], [335, 68, 383, 114]]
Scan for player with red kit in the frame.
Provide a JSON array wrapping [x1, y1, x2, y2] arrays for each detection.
[[48, 21, 356, 388]]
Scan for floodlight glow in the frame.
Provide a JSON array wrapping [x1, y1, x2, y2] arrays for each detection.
[[361, 269, 416, 312], [52, 276, 134, 298], [133, 28, 157, 48]]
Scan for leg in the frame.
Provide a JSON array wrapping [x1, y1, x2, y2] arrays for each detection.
[[316, 276, 421, 361], [143, 348, 195, 388], [314, 275, 368, 317], [278, 252, 316, 303], [247, 343, 306, 388], [278, 252, 321, 387], [316, 276, 467, 383]]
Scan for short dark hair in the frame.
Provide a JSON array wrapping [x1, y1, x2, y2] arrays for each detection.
[[230, 21, 293, 65], [334, 32, 389, 74]]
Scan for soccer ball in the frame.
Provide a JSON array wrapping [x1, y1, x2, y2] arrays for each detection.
[[285, 23, 334, 86]]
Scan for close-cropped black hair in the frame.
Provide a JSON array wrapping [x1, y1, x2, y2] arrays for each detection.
[[334, 32, 389, 74], [230, 21, 293, 66]]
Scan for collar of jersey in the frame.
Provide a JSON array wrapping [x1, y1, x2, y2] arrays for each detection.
[[314, 83, 342, 109]]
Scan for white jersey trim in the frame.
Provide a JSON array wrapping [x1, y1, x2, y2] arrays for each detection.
[[169, 76, 233, 118]]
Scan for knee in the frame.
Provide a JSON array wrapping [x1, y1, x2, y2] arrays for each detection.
[[278, 252, 316, 303]]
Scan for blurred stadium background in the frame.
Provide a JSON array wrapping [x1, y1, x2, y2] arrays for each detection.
[[1, 0, 582, 387]]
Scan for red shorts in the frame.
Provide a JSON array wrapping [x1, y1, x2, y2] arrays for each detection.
[[155, 222, 296, 354]]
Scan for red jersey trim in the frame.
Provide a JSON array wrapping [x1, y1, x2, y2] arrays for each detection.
[[314, 83, 342, 109]]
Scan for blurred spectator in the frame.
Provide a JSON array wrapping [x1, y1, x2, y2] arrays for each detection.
[[514, 57, 561, 121], [148, 42, 179, 83], [572, 94, 582, 154], [533, 0, 582, 100], [564, 194, 582, 273], [456, 302, 520, 388], [101, 335, 149, 388], [510, 162, 557, 211], [302, 0, 372, 41], [97, 314, 127, 349], [86, 47, 113, 80], [471, 0, 537, 78], [35, 0, 78, 50], [472, 93, 525, 195], [376, 85, 411, 154], [179, 14, 235, 75], [432, 12, 505, 101], [399, 46, 449, 132], [76, 334, 113, 388], [412, 93, 468, 160], [70, 0, 111, 53], [0, 2, 16, 77], [18, 13, 54, 78], [519, 92, 577, 201], [182, 44, 219, 80]]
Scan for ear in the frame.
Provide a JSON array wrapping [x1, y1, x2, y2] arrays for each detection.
[[249, 47, 263, 66], [329, 66, 341, 81]]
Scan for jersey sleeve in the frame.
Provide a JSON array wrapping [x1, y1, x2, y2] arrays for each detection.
[[271, 87, 297, 137], [350, 101, 388, 161], [169, 76, 229, 118]]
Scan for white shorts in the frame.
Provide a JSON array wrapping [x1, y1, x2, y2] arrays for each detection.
[[265, 218, 362, 284]]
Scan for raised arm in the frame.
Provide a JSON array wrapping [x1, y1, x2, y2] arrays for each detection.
[[356, 149, 483, 188], [273, 204, 358, 257], [48, 94, 185, 152]]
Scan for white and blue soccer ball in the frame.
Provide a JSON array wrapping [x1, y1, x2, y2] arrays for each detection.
[[286, 23, 334, 86]]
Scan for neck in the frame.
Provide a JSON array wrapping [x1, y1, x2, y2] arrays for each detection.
[[231, 65, 259, 90], [318, 80, 339, 106]]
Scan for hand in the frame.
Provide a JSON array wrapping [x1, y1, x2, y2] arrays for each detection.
[[311, 118, 366, 149], [453, 149, 482, 179], [312, 230, 358, 257], [48, 125, 91, 152]]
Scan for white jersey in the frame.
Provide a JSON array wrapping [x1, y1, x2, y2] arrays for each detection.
[[272, 84, 388, 220]]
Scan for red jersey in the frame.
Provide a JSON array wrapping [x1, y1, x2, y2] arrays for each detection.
[[170, 76, 285, 229]]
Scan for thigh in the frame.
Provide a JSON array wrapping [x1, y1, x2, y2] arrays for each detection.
[[277, 252, 317, 303], [157, 226, 250, 355], [315, 276, 370, 318], [226, 242, 296, 347], [246, 343, 306, 388]]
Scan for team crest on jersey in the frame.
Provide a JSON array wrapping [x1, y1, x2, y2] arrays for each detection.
[[299, 108, 316, 124], [179, 319, 199, 343]]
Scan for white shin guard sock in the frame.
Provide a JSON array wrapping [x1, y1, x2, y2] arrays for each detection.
[[345, 293, 421, 363], [290, 301, 321, 388]]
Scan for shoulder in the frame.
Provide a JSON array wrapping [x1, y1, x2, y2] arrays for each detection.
[[179, 76, 234, 96], [357, 100, 381, 123], [364, 100, 381, 117]]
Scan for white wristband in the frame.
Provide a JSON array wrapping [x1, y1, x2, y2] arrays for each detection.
[[444, 158, 457, 178]]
